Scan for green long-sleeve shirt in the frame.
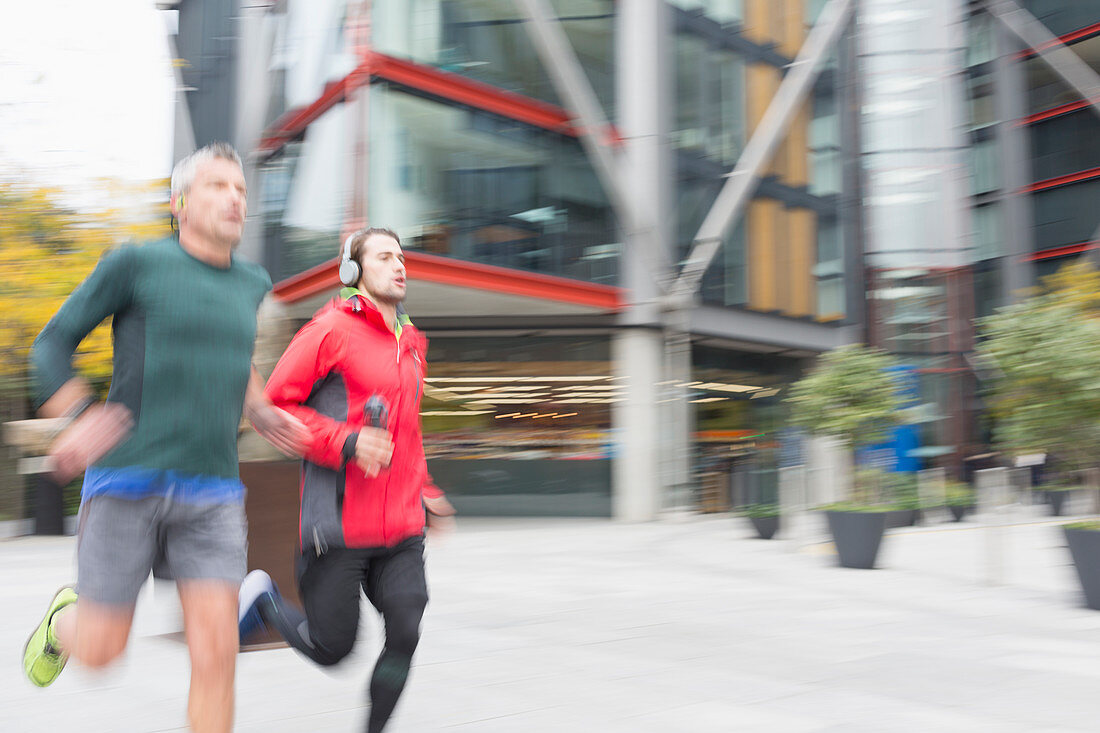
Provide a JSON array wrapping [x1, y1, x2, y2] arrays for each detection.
[[31, 235, 272, 479]]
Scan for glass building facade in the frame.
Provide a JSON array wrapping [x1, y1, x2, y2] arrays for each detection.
[[959, 4, 1100, 290], [857, 0, 979, 473], [228, 0, 856, 516], [1016, 1, 1100, 268], [170, 0, 1100, 514], [258, 0, 850, 315]]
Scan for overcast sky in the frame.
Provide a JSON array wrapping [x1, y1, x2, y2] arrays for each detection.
[[0, 0, 175, 200]]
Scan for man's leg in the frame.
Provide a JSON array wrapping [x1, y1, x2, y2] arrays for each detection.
[[274, 549, 367, 666], [163, 498, 249, 733], [178, 580, 239, 733], [22, 589, 133, 686], [23, 496, 157, 687], [53, 599, 134, 668], [364, 536, 429, 733]]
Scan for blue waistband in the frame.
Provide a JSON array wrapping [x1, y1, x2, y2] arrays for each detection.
[[81, 466, 245, 505]]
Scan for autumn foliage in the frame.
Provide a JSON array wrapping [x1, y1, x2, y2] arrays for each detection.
[[0, 180, 170, 395]]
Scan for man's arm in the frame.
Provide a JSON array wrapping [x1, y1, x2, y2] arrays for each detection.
[[422, 473, 456, 533], [38, 379, 93, 420], [32, 247, 137, 481], [424, 492, 455, 519], [244, 367, 310, 457], [266, 318, 389, 471], [31, 247, 135, 414]]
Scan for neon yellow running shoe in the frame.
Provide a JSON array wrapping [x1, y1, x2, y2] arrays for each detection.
[[23, 586, 77, 687]]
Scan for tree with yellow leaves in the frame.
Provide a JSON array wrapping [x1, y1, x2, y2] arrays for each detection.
[[0, 180, 170, 395], [979, 260, 1100, 479], [0, 179, 169, 521], [1035, 260, 1100, 318]]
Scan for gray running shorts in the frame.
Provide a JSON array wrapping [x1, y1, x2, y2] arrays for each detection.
[[76, 494, 247, 606]]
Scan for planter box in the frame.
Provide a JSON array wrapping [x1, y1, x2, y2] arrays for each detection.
[[1048, 490, 1071, 517], [948, 504, 974, 522], [884, 508, 918, 529], [748, 514, 779, 540], [825, 510, 887, 569], [1064, 526, 1100, 610]]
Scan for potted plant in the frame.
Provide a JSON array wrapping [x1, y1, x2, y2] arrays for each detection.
[[882, 471, 921, 528], [1043, 482, 1076, 517], [742, 503, 780, 540], [1064, 521, 1100, 610], [788, 344, 905, 569], [980, 262, 1100, 607], [944, 480, 976, 522]]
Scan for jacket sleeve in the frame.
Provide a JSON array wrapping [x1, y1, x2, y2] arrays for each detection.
[[422, 470, 444, 501], [30, 246, 136, 409], [264, 315, 357, 469]]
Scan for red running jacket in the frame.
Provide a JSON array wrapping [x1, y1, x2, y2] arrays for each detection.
[[265, 294, 441, 552]]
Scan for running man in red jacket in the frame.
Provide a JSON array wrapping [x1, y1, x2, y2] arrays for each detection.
[[238, 227, 454, 733]]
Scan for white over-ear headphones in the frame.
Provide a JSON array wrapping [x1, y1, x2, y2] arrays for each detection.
[[339, 231, 361, 287]]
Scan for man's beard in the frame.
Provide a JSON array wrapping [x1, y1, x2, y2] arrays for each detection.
[[364, 283, 405, 305], [375, 290, 406, 305], [212, 223, 244, 250]]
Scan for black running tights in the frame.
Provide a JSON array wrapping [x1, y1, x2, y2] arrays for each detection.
[[256, 538, 428, 732]]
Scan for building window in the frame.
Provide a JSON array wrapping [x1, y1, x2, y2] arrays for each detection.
[[673, 28, 747, 167], [969, 139, 999, 195], [367, 85, 618, 283], [1032, 179, 1100, 251], [372, 0, 615, 116], [421, 335, 613, 517], [810, 78, 842, 196], [670, 0, 744, 26], [259, 103, 349, 281], [815, 216, 845, 319], [1020, 1, 1100, 38], [966, 11, 995, 67], [1025, 35, 1100, 115], [1029, 111, 1100, 181], [972, 202, 1001, 260]]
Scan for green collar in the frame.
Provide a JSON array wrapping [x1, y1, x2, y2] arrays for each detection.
[[340, 288, 413, 331]]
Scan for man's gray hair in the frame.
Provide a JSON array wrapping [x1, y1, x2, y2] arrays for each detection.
[[170, 142, 242, 196]]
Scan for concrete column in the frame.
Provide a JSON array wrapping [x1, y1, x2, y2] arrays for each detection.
[[941, 0, 978, 269], [612, 329, 663, 521], [613, 0, 680, 519], [616, 0, 673, 324]]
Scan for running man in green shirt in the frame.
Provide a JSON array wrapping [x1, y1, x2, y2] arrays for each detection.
[[21, 142, 308, 733]]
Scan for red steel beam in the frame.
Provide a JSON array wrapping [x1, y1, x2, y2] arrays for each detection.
[[1024, 241, 1100, 261], [258, 61, 371, 153], [1016, 20, 1100, 59], [368, 52, 583, 137], [1023, 165, 1100, 193], [273, 250, 624, 311], [257, 52, 621, 157], [1019, 98, 1090, 126]]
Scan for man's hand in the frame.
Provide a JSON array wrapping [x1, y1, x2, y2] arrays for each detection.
[[424, 494, 456, 534], [48, 403, 133, 484], [248, 403, 309, 457], [354, 427, 393, 477]]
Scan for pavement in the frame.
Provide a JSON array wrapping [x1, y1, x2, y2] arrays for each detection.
[[2, 506, 1100, 732]]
